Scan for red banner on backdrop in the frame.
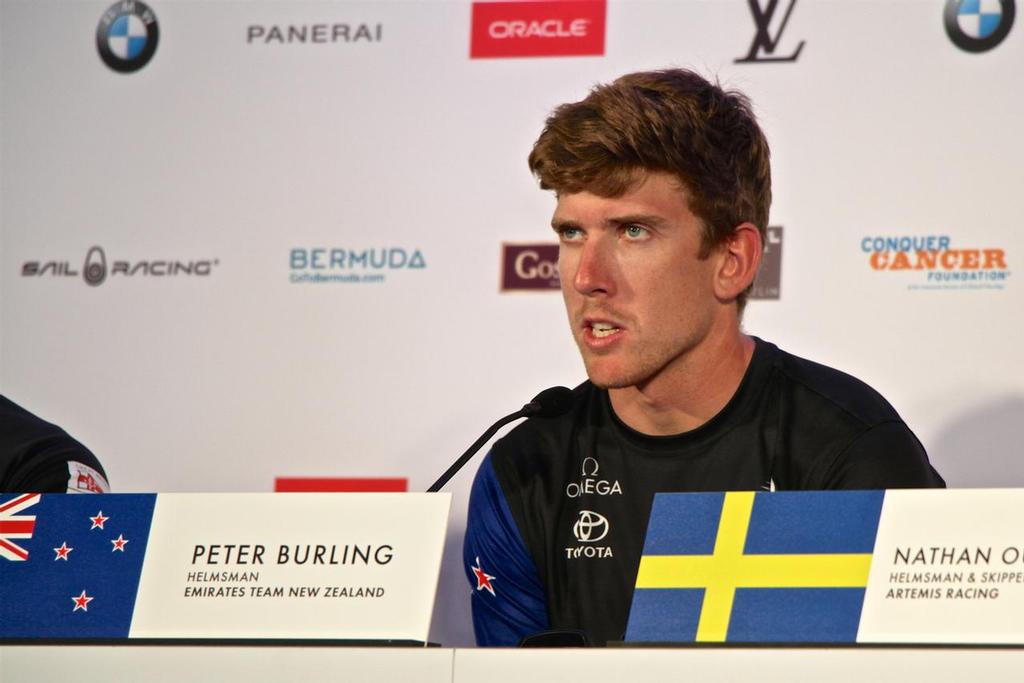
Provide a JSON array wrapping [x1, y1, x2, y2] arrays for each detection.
[[471, 0, 607, 59], [274, 477, 408, 493]]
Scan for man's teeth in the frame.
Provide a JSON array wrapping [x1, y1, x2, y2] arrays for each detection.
[[591, 323, 620, 338]]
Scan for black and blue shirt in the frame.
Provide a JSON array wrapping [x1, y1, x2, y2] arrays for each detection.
[[463, 338, 944, 646]]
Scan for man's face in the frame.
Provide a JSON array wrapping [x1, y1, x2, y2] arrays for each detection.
[[554, 172, 721, 390]]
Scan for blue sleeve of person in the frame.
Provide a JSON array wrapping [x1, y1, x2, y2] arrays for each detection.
[[463, 453, 548, 646]]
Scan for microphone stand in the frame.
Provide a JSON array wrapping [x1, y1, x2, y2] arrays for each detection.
[[426, 409, 525, 493]]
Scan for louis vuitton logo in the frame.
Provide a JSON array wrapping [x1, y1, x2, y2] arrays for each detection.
[[735, 0, 805, 64]]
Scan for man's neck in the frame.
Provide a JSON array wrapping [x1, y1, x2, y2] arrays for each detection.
[[608, 331, 755, 436]]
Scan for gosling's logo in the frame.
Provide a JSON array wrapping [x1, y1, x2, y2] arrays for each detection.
[[861, 235, 1011, 290], [501, 242, 559, 291], [944, 0, 1015, 53], [96, 1, 160, 73]]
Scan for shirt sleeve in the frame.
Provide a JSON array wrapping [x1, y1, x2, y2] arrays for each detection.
[[819, 420, 946, 489], [0, 395, 110, 493], [463, 452, 548, 646], [5, 453, 110, 493]]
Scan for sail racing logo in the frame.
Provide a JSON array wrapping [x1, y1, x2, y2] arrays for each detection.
[[862, 235, 1011, 290], [21, 246, 219, 286]]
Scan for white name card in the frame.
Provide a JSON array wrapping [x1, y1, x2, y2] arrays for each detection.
[[0, 492, 451, 642], [861, 488, 1024, 643]]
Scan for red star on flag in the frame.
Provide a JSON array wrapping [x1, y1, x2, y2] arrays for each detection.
[[54, 542, 73, 561], [72, 590, 94, 612], [89, 511, 108, 530], [111, 534, 129, 552], [471, 556, 496, 596]]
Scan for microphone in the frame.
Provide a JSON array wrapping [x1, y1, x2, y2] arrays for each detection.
[[426, 386, 573, 493]]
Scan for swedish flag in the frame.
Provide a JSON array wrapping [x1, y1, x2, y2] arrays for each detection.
[[625, 491, 884, 643]]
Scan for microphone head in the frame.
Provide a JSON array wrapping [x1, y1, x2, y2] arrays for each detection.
[[523, 386, 574, 418]]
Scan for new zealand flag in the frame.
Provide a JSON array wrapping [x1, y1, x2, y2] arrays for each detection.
[[0, 493, 156, 638]]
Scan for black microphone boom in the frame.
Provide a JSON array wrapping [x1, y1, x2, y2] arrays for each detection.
[[521, 385, 574, 418], [426, 386, 573, 493]]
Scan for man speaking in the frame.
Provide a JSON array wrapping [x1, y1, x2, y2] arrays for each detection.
[[463, 69, 944, 646]]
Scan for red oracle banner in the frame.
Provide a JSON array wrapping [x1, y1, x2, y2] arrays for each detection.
[[470, 0, 607, 59], [274, 477, 408, 493]]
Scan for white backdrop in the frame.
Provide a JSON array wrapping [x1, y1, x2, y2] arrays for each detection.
[[2, 0, 1021, 646]]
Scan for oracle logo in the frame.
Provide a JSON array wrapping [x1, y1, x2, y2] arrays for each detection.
[[488, 18, 589, 39], [501, 243, 560, 291], [471, 1, 606, 58]]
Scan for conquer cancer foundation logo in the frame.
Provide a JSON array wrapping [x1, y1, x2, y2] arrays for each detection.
[[861, 235, 1011, 290]]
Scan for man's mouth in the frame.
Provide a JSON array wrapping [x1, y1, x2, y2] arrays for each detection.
[[590, 321, 621, 339]]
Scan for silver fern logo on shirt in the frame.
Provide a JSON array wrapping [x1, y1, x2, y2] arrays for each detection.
[[565, 457, 622, 498]]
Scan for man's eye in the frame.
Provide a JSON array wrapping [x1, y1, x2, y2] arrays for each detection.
[[623, 225, 648, 239], [558, 227, 583, 241]]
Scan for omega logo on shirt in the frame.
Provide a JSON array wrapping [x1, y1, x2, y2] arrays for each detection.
[[565, 457, 623, 498]]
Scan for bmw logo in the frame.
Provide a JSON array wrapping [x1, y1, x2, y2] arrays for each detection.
[[944, 0, 1016, 53], [96, 1, 159, 73]]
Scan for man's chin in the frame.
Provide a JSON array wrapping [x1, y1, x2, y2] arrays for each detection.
[[584, 366, 640, 390]]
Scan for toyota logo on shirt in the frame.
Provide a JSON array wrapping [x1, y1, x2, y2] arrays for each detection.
[[572, 510, 610, 543]]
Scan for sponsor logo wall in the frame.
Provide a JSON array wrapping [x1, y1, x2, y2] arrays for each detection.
[[246, 23, 383, 45], [944, 0, 1016, 52], [289, 247, 426, 284], [861, 235, 1011, 290], [470, 0, 607, 58], [21, 247, 219, 287], [96, 1, 160, 73], [735, 0, 805, 63], [2, 0, 1021, 649], [500, 243, 559, 291]]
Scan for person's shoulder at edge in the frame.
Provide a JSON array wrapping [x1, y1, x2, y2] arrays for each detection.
[[756, 338, 945, 489], [760, 338, 901, 425], [0, 394, 110, 493]]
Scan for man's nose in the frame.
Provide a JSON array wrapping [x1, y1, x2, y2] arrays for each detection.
[[571, 237, 616, 297]]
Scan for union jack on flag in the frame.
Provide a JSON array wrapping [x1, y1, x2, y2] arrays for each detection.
[[0, 493, 40, 561]]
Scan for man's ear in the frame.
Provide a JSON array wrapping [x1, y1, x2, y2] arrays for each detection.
[[713, 222, 763, 302]]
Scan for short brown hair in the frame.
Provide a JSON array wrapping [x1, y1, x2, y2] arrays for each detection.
[[528, 69, 771, 306]]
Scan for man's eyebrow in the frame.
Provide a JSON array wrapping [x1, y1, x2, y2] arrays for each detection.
[[608, 214, 668, 228], [551, 217, 580, 232]]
